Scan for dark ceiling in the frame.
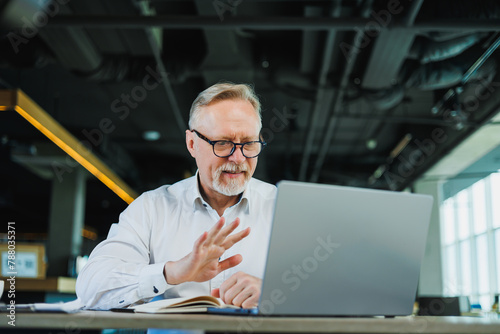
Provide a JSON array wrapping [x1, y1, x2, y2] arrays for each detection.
[[1, 0, 500, 239]]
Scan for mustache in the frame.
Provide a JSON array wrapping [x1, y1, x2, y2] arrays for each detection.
[[217, 163, 248, 174]]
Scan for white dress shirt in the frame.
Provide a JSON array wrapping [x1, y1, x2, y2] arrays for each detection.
[[76, 174, 277, 310]]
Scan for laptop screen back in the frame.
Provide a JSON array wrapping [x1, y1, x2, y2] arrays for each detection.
[[259, 181, 433, 316]]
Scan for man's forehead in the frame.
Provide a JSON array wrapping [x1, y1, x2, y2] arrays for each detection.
[[199, 123, 260, 141], [198, 100, 259, 130], [202, 123, 260, 139], [202, 98, 256, 114]]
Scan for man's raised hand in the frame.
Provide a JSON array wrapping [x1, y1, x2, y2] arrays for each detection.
[[163, 217, 250, 285]]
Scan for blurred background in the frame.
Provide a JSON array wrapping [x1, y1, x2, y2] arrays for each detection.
[[0, 0, 499, 316]]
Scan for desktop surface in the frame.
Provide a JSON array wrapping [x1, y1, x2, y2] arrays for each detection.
[[3, 311, 500, 333]]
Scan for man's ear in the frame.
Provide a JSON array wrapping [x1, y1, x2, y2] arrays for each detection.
[[186, 129, 196, 158]]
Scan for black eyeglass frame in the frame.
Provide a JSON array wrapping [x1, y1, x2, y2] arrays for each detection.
[[191, 129, 267, 158]]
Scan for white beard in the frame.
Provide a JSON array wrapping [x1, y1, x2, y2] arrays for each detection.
[[212, 162, 250, 196]]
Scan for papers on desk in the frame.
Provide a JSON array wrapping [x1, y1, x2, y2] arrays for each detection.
[[0, 298, 83, 313]]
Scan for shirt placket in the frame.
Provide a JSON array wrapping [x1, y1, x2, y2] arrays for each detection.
[[206, 204, 240, 291]]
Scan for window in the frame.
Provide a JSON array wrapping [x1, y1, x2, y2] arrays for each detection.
[[440, 173, 500, 311]]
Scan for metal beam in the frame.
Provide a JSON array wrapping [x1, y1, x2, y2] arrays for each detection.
[[300, 6, 323, 73], [298, 1, 342, 181], [43, 16, 500, 31], [310, 0, 375, 183], [311, 0, 425, 182]]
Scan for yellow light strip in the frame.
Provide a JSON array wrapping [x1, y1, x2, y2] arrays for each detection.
[[82, 227, 98, 241], [1, 89, 137, 204]]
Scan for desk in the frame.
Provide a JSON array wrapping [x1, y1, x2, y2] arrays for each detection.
[[2, 312, 500, 333]]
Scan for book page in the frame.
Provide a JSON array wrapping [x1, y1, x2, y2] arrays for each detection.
[[131, 295, 231, 313]]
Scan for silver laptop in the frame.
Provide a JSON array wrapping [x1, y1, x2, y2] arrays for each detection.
[[257, 180, 433, 317]]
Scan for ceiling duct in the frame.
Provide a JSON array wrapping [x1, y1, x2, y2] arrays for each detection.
[[409, 33, 488, 64], [194, 0, 254, 84], [364, 49, 497, 110], [39, 24, 159, 83], [362, 0, 500, 110], [72, 56, 158, 83], [362, 86, 405, 111], [1, 1, 159, 83], [403, 52, 497, 91], [409, 0, 500, 86]]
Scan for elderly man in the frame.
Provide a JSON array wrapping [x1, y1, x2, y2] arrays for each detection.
[[76, 82, 276, 310]]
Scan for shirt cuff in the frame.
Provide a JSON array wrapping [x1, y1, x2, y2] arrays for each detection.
[[138, 262, 170, 299]]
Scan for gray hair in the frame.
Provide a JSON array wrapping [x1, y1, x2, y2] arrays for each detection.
[[188, 82, 262, 131]]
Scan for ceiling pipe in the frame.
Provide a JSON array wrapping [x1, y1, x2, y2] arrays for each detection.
[[298, 1, 342, 181], [309, 0, 375, 183], [44, 16, 500, 31], [135, 1, 187, 137], [462, 34, 500, 83], [351, 1, 424, 162], [431, 34, 500, 115], [402, 0, 425, 27], [361, 0, 424, 90], [310, 0, 426, 183]]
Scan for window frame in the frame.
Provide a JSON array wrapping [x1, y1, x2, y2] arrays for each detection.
[[440, 173, 500, 310]]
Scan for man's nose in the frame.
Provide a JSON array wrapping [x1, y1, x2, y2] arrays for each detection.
[[228, 146, 246, 164]]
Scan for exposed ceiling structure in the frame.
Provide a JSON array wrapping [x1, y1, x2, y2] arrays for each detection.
[[1, 0, 500, 236]]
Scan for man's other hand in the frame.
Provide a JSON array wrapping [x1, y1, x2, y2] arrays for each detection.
[[211, 271, 261, 308], [163, 217, 250, 285]]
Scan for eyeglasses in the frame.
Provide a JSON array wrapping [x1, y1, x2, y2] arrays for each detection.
[[191, 129, 266, 158]]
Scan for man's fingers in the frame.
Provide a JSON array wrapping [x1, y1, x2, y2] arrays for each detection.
[[240, 294, 259, 309], [217, 272, 261, 308], [218, 254, 243, 273], [222, 227, 251, 249], [204, 217, 225, 246], [214, 218, 240, 244], [211, 288, 220, 298], [221, 283, 245, 306], [193, 231, 208, 251], [232, 289, 255, 308]]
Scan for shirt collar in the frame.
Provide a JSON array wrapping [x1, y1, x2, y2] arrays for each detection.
[[190, 170, 251, 214], [189, 170, 205, 211]]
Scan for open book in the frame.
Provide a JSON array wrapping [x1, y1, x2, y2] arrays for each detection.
[[130, 295, 240, 313]]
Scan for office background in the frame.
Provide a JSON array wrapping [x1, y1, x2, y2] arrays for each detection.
[[0, 0, 500, 313]]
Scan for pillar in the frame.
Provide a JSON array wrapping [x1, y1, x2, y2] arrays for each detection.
[[414, 179, 444, 296], [47, 167, 86, 277]]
